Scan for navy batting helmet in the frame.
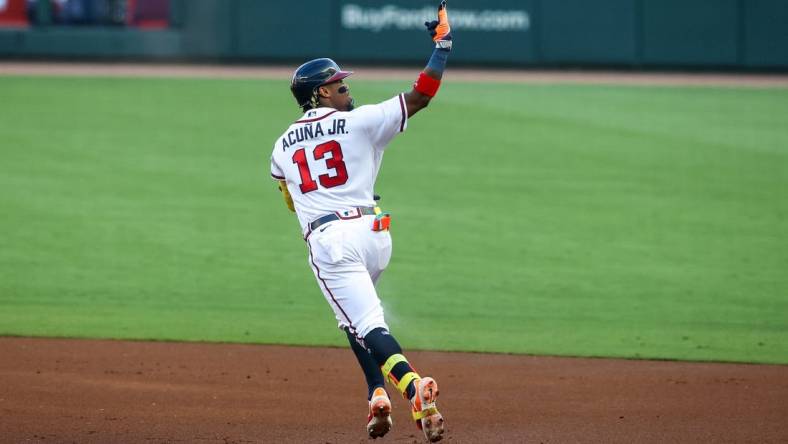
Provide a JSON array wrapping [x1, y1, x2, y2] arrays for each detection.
[[290, 58, 353, 111]]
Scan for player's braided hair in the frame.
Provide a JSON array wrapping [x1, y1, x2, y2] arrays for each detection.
[[302, 89, 321, 112]]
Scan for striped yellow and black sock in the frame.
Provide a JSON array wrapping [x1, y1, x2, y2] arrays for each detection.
[[381, 353, 420, 400], [364, 328, 420, 399]]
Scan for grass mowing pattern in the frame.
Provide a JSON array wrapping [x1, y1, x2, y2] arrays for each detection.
[[1, 76, 786, 363]]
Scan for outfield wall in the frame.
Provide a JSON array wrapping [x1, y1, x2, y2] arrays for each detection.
[[1, 0, 787, 69]]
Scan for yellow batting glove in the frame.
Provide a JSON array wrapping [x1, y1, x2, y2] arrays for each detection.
[[278, 180, 295, 212]]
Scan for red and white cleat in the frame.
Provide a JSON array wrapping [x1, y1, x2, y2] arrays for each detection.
[[411, 377, 445, 442], [367, 387, 393, 439]]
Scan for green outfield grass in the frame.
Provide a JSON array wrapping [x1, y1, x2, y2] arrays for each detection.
[[1, 75, 786, 364]]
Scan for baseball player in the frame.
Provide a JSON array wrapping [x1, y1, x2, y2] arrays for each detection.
[[269, 2, 452, 442]]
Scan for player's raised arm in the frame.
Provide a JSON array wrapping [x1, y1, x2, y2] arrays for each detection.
[[403, 0, 452, 118]]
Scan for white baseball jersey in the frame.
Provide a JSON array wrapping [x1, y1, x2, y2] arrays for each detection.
[[270, 94, 408, 234]]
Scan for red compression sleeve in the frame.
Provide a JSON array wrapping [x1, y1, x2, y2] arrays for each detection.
[[413, 72, 441, 97]]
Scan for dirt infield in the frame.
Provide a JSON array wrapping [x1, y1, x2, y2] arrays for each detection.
[[1, 338, 787, 443], [2, 61, 788, 87]]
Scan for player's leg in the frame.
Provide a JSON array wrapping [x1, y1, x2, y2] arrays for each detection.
[[345, 327, 386, 399], [345, 327, 391, 438], [359, 225, 420, 399], [363, 328, 444, 442], [360, 228, 445, 442], [363, 327, 418, 399], [306, 228, 394, 437], [308, 222, 444, 441]]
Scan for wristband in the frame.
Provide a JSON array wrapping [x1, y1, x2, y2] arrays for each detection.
[[426, 47, 450, 74], [414, 72, 441, 97]]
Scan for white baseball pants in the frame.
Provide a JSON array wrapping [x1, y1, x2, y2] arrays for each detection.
[[306, 214, 392, 339]]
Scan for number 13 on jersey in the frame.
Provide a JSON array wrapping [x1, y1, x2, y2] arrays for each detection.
[[292, 140, 349, 194]]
